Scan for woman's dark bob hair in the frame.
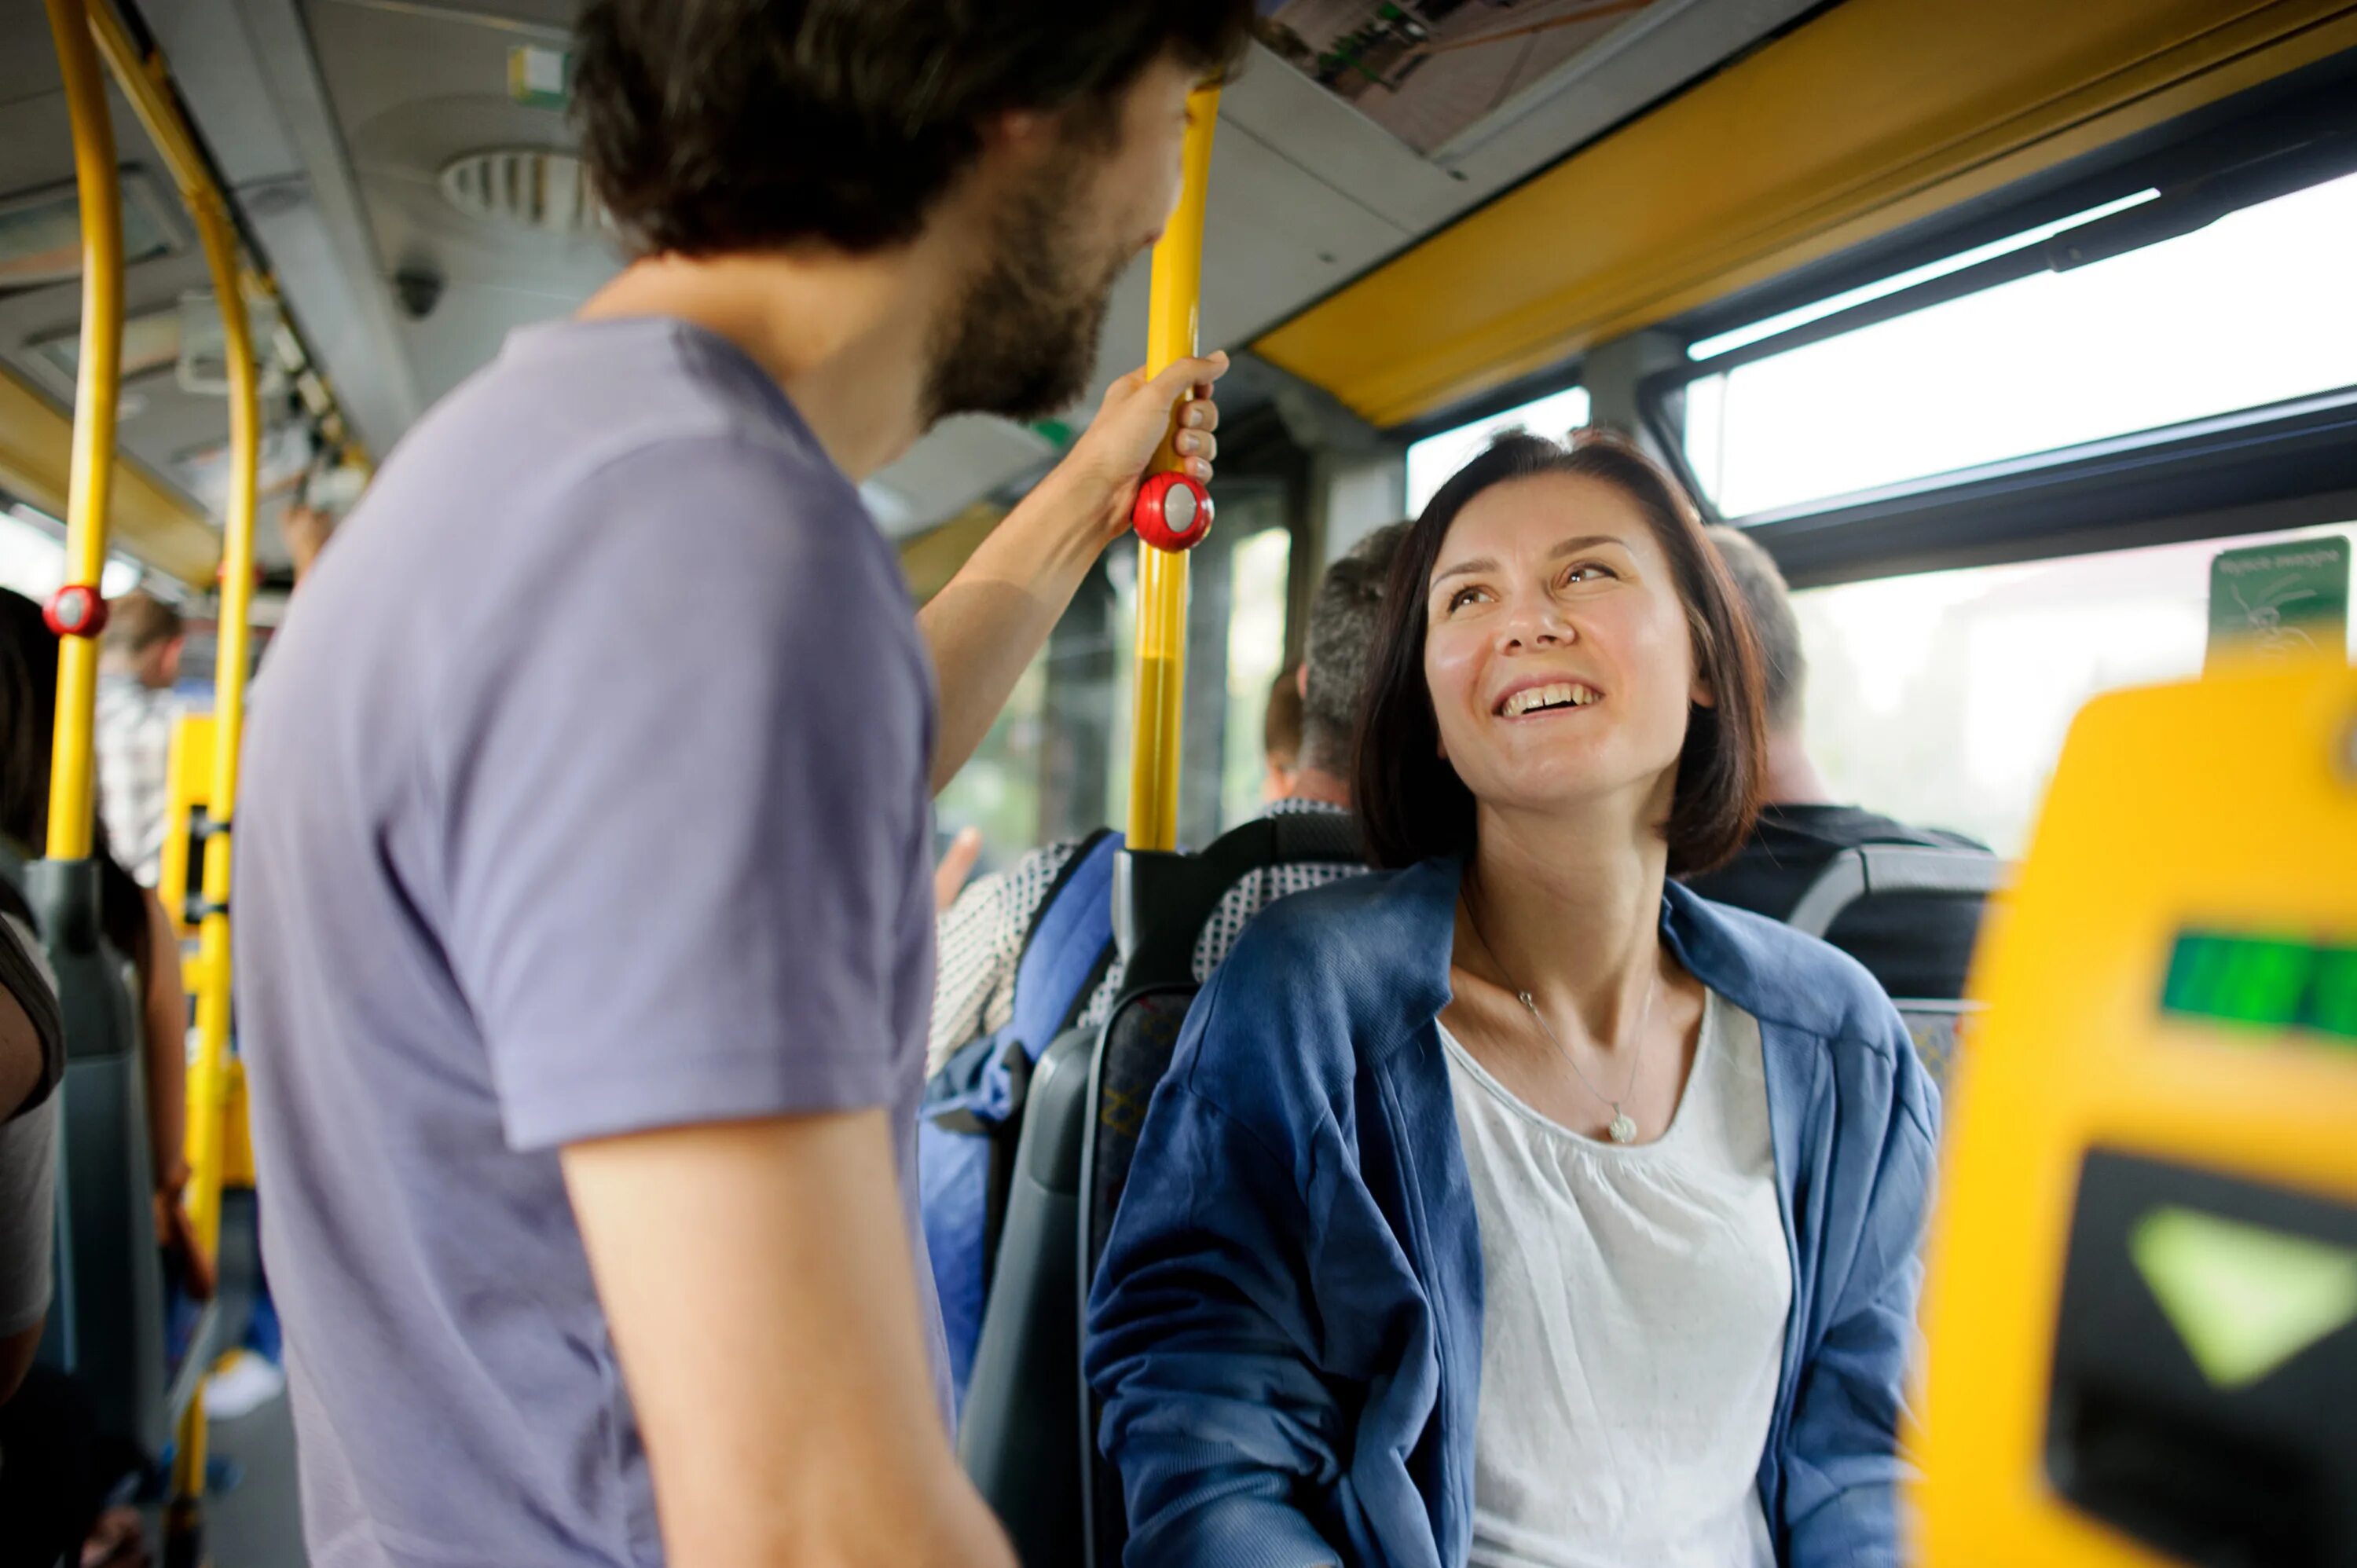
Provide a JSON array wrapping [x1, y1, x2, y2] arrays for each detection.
[[1352, 427, 1767, 877]]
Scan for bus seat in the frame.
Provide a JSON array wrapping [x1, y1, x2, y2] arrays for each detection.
[[1080, 810, 1364, 1568], [952, 810, 1363, 1567], [1785, 844, 2007, 1094], [955, 1023, 1093, 1563], [22, 855, 173, 1459]]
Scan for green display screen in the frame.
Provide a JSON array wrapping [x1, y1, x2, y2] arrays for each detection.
[[2163, 932, 2357, 1042]]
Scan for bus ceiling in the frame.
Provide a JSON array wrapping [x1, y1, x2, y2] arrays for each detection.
[[1254, 0, 2357, 429], [6, 0, 2356, 583]]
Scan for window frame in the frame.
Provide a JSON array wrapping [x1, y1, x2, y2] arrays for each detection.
[[1633, 63, 2357, 584]]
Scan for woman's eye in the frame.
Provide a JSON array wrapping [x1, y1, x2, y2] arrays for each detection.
[[1446, 586, 1487, 612], [1562, 562, 1618, 586]]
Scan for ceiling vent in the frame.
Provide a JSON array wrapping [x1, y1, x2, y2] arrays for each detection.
[[439, 149, 607, 235]]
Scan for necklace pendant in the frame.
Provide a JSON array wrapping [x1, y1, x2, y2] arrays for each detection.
[[1607, 1110, 1638, 1144]]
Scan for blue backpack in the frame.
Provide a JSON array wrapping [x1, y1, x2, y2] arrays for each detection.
[[920, 829, 1122, 1410]]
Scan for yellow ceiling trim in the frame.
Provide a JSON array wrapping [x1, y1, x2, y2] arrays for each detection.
[[0, 364, 220, 586], [897, 502, 1009, 606], [1255, 0, 2357, 427]]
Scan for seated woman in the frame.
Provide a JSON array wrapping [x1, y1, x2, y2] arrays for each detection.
[[1087, 430, 1937, 1568]]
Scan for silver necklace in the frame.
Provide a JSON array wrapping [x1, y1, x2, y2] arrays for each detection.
[[1461, 895, 1658, 1144]]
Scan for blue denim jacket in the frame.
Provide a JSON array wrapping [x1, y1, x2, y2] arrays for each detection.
[[1087, 856, 1937, 1568]]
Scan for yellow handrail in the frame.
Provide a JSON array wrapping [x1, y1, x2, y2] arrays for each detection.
[[88, 1, 260, 1529], [39, 0, 121, 864], [1124, 84, 1220, 853]]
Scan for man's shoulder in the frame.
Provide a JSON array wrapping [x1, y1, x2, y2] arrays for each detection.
[[368, 318, 874, 570], [1765, 803, 1993, 858]]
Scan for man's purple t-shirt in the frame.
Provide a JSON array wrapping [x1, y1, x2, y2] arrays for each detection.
[[236, 317, 945, 1567]]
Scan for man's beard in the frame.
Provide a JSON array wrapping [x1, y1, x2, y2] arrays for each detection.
[[922, 158, 1130, 427]]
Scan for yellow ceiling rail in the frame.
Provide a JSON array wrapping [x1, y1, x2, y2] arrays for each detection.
[[1255, 0, 2357, 427], [0, 364, 218, 583]]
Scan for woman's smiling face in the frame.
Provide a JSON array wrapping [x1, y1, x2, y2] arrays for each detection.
[[1421, 470, 1708, 825]]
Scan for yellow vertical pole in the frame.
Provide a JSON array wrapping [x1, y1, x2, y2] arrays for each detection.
[[40, 0, 120, 863], [88, 3, 260, 1531], [167, 200, 255, 1523], [1124, 84, 1220, 853]]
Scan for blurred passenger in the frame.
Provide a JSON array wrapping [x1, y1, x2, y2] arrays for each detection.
[[0, 589, 203, 1568], [0, 591, 209, 1300], [1261, 660, 1304, 801], [1090, 432, 1934, 1567], [232, 4, 1255, 1565], [933, 824, 986, 914], [280, 501, 336, 588], [931, 522, 1406, 1074], [0, 874, 62, 1405], [95, 589, 184, 888], [1690, 526, 1995, 998], [0, 900, 88, 1568]]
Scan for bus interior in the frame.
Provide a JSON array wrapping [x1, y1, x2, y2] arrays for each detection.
[[2, 1, 2353, 1564]]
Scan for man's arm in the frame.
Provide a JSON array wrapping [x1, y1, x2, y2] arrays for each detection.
[[0, 983, 37, 1121], [920, 353, 1225, 793], [565, 1109, 1013, 1568]]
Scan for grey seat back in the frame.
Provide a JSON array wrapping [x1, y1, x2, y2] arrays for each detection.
[[952, 811, 1365, 1566], [24, 856, 170, 1458], [1787, 844, 2007, 1094], [955, 1021, 1094, 1563]]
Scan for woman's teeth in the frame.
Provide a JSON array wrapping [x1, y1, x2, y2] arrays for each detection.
[[1500, 682, 1600, 717]]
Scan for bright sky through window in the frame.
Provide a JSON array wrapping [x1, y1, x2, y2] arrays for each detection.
[[1406, 384, 1592, 517], [1684, 171, 2357, 518]]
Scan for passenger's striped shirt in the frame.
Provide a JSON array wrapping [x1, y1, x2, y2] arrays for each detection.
[[929, 799, 1360, 1075]]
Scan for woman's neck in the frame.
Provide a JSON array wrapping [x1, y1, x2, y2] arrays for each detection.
[[1463, 803, 1670, 1045]]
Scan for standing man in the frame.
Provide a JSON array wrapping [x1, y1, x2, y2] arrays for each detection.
[[95, 589, 185, 887], [234, 5, 1253, 1566]]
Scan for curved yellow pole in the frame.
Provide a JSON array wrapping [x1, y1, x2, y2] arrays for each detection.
[[1124, 84, 1219, 853], [89, 2, 258, 1523], [41, 0, 121, 864]]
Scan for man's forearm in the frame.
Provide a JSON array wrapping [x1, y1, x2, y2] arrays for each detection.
[[918, 471, 1116, 795]]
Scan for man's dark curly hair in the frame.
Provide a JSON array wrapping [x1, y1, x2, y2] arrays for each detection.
[[572, 0, 1255, 258]]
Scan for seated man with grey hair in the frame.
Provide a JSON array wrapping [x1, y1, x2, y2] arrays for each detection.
[[930, 521, 1406, 1069], [1690, 524, 1994, 1001]]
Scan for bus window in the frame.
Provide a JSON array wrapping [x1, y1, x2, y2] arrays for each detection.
[[934, 651, 1050, 875], [1792, 520, 2357, 857], [1222, 525, 1292, 832], [1684, 170, 2357, 518], [0, 504, 143, 600], [1406, 383, 1590, 517]]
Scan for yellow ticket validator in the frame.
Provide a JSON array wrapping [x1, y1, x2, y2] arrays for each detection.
[[1915, 661, 2357, 1566]]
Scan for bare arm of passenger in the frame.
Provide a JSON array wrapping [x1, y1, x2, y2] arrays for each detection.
[[564, 1109, 1015, 1568], [0, 983, 35, 1120], [283, 504, 336, 588], [139, 890, 186, 1189], [919, 353, 1224, 794], [140, 889, 214, 1300], [0, 987, 45, 1402]]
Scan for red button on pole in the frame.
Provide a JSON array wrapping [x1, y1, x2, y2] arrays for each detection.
[[44, 584, 108, 639], [1132, 471, 1213, 552]]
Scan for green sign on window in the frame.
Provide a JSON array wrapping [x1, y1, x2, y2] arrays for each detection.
[[2206, 534, 2348, 671]]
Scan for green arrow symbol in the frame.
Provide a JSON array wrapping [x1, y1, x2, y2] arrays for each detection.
[[2130, 1205, 2357, 1390]]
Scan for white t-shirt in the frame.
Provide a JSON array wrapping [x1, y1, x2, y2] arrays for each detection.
[[1440, 987, 1791, 1568]]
